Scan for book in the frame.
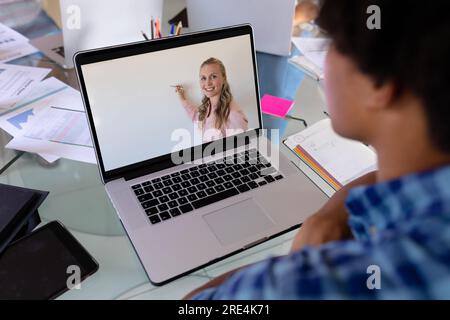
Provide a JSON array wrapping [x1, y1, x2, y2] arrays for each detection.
[[283, 119, 377, 191]]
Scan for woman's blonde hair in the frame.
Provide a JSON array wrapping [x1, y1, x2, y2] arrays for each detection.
[[198, 57, 233, 131]]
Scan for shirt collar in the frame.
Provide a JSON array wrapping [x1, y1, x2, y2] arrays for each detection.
[[346, 164, 450, 240]]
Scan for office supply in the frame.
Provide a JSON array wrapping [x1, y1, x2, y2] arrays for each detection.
[[284, 119, 377, 190], [187, 0, 296, 56], [290, 37, 330, 80], [6, 101, 95, 164], [43, 0, 164, 68], [0, 183, 48, 256], [154, 18, 162, 38], [141, 31, 149, 41], [175, 21, 183, 36], [261, 94, 295, 118], [170, 23, 175, 36], [0, 63, 51, 111], [0, 221, 99, 300], [0, 41, 38, 63], [151, 17, 154, 39], [74, 25, 327, 285], [0, 22, 28, 50]]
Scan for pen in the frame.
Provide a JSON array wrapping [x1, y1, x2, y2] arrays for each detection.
[[175, 21, 183, 36], [170, 23, 175, 36], [141, 31, 149, 41], [150, 17, 155, 39]]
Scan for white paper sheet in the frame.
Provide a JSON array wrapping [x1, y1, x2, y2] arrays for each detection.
[[284, 119, 377, 186], [0, 63, 51, 111], [291, 37, 330, 80], [0, 41, 38, 63], [0, 22, 29, 50]]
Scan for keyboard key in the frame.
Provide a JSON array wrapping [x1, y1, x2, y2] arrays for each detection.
[[187, 194, 198, 202], [173, 177, 182, 183], [208, 172, 218, 180], [199, 168, 209, 175], [248, 181, 259, 189], [232, 179, 242, 186], [142, 181, 151, 186], [180, 203, 194, 213], [233, 164, 243, 171], [206, 180, 215, 188], [240, 168, 250, 176], [138, 193, 153, 203], [232, 172, 241, 179], [199, 164, 207, 168], [168, 200, 178, 208], [199, 175, 209, 182], [264, 175, 276, 183], [191, 171, 200, 178], [223, 174, 233, 181], [258, 181, 268, 186], [134, 189, 144, 196], [171, 172, 180, 177], [189, 167, 198, 172], [241, 176, 251, 183], [149, 215, 161, 224], [206, 188, 216, 195], [197, 191, 207, 198], [224, 182, 234, 189], [178, 197, 188, 205], [197, 183, 207, 190], [172, 184, 182, 192], [159, 195, 169, 203], [217, 163, 226, 169], [132, 184, 141, 190], [188, 186, 198, 193], [214, 177, 225, 184], [169, 208, 182, 217], [151, 178, 161, 183], [191, 188, 239, 209], [169, 192, 179, 200], [159, 211, 171, 220], [216, 169, 226, 176], [215, 185, 225, 192], [158, 203, 169, 211], [162, 187, 172, 194], [237, 184, 251, 193], [163, 180, 173, 186], [182, 174, 191, 181], [162, 175, 171, 180], [142, 199, 159, 209], [275, 175, 284, 180], [181, 181, 191, 188], [153, 190, 163, 197], [225, 167, 234, 174], [145, 207, 158, 216], [154, 182, 164, 189], [208, 165, 217, 172], [250, 173, 259, 180], [178, 189, 188, 197], [261, 167, 277, 176], [181, 169, 189, 174], [144, 185, 154, 193]]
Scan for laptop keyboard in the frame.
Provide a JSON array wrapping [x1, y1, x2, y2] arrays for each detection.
[[131, 149, 284, 225]]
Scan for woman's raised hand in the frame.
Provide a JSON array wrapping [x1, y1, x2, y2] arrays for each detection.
[[173, 85, 186, 100]]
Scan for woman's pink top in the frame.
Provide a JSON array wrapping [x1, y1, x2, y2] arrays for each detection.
[[181, 99, 249, 142]]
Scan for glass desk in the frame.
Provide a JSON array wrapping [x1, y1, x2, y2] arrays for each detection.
[[0, 1, 333, 300]]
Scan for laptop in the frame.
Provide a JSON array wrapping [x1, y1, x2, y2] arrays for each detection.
[[187, 0, 296, 56], [74, 25, 327, 285], [32, 0, 163, 69]]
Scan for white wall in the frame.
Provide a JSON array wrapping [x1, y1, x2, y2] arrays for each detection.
[[82, 34, 259, 171]]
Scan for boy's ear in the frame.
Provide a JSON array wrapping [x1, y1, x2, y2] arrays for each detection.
[[368, 80, 397, 111]]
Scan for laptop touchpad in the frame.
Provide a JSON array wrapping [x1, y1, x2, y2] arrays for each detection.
[[203, 199, 275, 246]]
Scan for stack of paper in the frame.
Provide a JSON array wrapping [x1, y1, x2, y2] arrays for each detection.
[[284, 119, 377, 190], [0, 77, 96, 164], [0, 22, 39, 63], [290, 37, 330, 81]]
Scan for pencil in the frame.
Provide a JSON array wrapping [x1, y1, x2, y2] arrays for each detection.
[[141, 31, 149, 41], [150, 17, 154, 39], [175, 21, 183, 35]]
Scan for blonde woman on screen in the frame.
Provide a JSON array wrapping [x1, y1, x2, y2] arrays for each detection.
[[174, 57, 249, 143]]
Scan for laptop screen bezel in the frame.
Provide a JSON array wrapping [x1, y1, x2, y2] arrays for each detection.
[[74, 25, 262, 183]]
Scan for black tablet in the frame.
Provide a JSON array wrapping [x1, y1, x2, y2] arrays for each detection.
[[0, 221, 99, 300]]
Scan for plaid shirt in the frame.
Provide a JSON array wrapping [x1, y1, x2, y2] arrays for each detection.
[[192, 165, 450, 299]]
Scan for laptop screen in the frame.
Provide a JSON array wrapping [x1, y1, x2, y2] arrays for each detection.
[[80, 33, 260, 172]]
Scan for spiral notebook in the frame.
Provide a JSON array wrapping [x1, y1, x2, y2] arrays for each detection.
[[283, 119, 377, 191]]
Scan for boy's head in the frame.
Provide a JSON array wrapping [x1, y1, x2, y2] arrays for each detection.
[[317, 0, 450, 154]]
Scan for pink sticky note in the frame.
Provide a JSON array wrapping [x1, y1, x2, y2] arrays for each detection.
[[261, 94, 294, 118]]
